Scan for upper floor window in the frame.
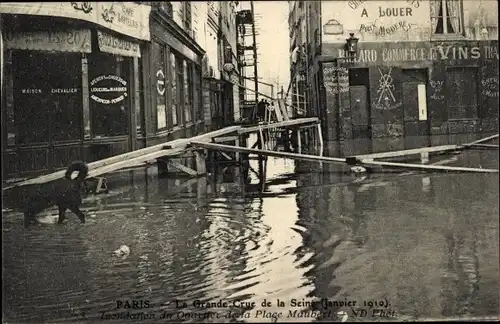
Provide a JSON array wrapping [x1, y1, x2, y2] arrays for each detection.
[[431, 0, 463, 35]]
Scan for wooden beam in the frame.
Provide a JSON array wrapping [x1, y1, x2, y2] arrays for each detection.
[[238, 117, 319, 134], [190, 141, 347, 164], [464, 143, 499, 149], [213, 136, 239, 143], [167, 160, 198, 177], [351, 144, 460, 161], [360, 159, 498, 173], [465, 134, 499, 146], [86, 149, 184, 179], [6, 126, 241, 187]]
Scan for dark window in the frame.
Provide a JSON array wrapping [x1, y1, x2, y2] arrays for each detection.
[[349, 68, 370, 86], [184, 60, 193, 123], [431, 0, 463, 35], [170, 52, 179, 126], [88, 52, 130, 137], [153, 41, 168, 131], [12, 51, 82, 145]]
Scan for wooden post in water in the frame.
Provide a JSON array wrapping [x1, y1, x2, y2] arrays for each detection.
[[297, 128, 302, 154], [317, 123, 324, 156]]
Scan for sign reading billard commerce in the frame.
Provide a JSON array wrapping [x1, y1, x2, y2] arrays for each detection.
[[90, 75, 128, 105]]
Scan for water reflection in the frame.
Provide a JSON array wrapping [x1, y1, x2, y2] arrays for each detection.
[[2, 140, 499, 323]]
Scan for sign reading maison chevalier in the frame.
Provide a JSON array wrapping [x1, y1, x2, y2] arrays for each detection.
[[0, 2, 151, 40], [97, 30, 141, 58]]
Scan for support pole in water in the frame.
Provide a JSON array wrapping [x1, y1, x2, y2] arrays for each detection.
[[297, 128, 302, 154], [317, 122, 324, 155]]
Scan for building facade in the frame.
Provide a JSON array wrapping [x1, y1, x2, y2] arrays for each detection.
[[1, 2, 151, 178], [290, 0, 499, 145], [1, 1, 240, 179]]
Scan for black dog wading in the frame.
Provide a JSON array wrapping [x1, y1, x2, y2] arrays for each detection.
[[3, 161, 89, 227]]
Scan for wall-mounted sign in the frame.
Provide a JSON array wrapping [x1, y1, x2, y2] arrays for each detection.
[[321, 0, 430, 42], [3, 29, 91, 53], [89, 74, 128, 104], [156, 69, 166, 96], [97, 30, 141, 58], [0, 2, 151, 40]]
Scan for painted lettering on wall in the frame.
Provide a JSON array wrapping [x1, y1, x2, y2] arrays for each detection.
[[90, 75, 128, 105], [337, 44, 488, 63], [429, 80, 445, 100], [360, 20, 413, 36], [484, 46, 499, 60], [481, 77, 499, 98], [323, 66, 350, 95], [374, 67, 402, 110]]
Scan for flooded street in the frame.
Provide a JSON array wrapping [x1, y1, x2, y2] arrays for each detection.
[[3, 137, 499, 323]]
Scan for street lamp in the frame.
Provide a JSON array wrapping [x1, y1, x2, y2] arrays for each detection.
[[345, 33, 359, 62]]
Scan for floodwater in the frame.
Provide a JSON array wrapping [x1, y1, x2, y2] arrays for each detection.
[[2, 134, 499, 323]]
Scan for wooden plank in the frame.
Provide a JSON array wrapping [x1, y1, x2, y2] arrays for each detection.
[[360, 159, 498, 173], [273, 100, 284, 122], [213, 136, 238, 143], [167, 160, 198, 177], [86, 149, 184, 178], [238, 117, 319, 134], [464, 143, 499, 149], [190, 141, 347, 164], [6, 126, 241, 188], [465, 134, 499, 145], [277, 99, 290, 121], [352, 144, 460, 161]]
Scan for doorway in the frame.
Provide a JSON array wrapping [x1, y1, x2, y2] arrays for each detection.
[[12, 50, 83, 173], [349, 68, 371, 139], [402, 68, 430, 137]]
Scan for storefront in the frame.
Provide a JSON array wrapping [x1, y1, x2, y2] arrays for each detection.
[[142, 7, 204, 147], [0, 2, 151, 178], [319, 40, 499, 142]]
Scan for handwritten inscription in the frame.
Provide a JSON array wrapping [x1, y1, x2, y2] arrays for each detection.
[[323, 66, 349, 95], [360, 20, 413, 36], [481, 77, 499, 98], [429, 80, 445, 100]]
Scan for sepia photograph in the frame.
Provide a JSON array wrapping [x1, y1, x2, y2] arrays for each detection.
[[1, 0, 499, 322]]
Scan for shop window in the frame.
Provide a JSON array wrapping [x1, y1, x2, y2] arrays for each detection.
[[194, 66, 203, 120], [88, 52, 130, 138], [136, 57, 145, 138], [154, 41, 168, 131], [431, 0, 464, 36], [170, 52, 179, 126], [184, 60, 193, 123], [12, 51, 82, 145]]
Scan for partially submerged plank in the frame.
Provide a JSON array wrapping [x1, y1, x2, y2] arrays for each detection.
[[351, 144, 460, 161], [360, 159, 498, 173], [6, 126, 241, 188], [238, 117, 319, 134], [190, 141, 346, 164]]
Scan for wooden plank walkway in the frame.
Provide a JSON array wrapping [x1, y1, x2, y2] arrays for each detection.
[[350, 144, 460, 161], [237, 117, 319, 134], [191, 141, 346, 164], [4, 126, 241, 189]]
